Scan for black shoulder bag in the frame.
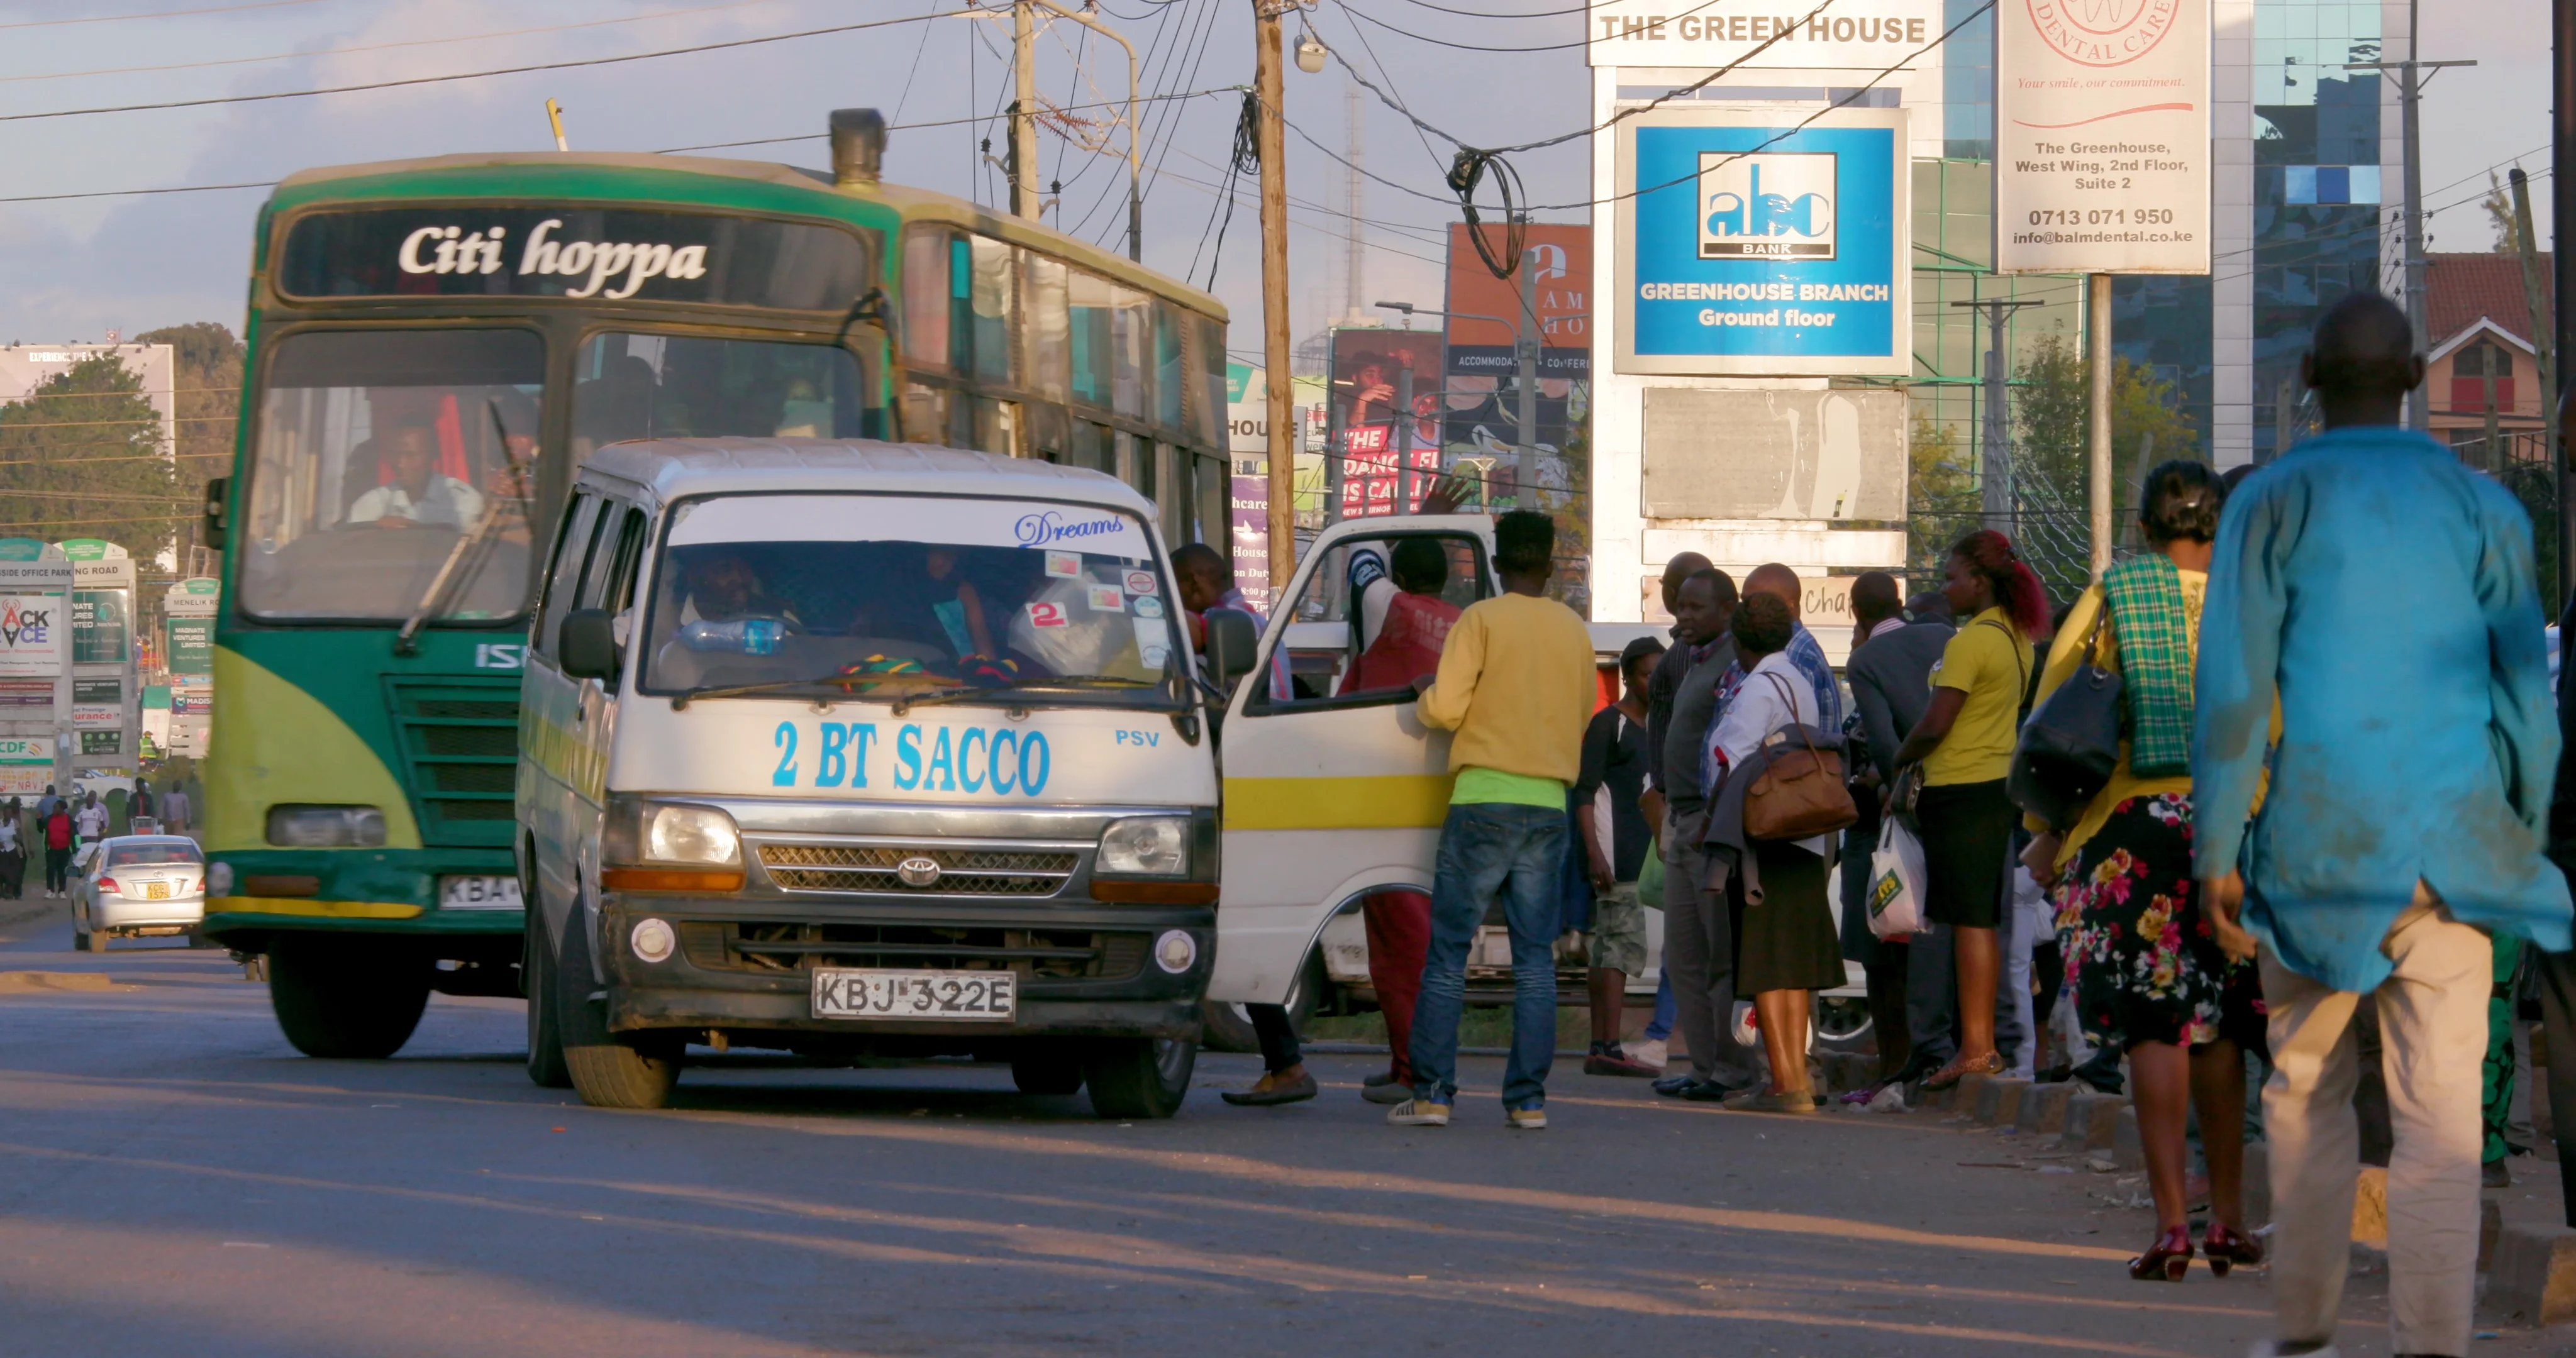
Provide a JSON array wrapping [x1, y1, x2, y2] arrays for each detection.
[[2007, 605, 2122, 832]]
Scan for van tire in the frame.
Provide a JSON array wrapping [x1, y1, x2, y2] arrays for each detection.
[[1010, 1044, 1085, 1096], [269, 934, 431, 1059], [1083, 1036, 1195, 1120], [555, 903, 679, 1110], [523, 910, 572, 1090]]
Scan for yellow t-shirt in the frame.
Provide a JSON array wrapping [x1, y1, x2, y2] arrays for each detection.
[[1921, 605, 2030, 787]]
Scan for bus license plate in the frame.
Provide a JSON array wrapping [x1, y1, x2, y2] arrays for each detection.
[[439, 876, 524, 910], [811, 969, 1017, 1022]]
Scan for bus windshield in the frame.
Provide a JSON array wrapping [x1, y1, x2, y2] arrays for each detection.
[[240, 328, 543, 622], [640, 494, 1183, 709]]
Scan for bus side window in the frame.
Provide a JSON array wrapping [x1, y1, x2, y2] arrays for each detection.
[[967, 234, 1015, 387], [533, 494, 605, 658], [901, 225, 952, 372], [1109, 282, 1147, 419], [1069, 268, 1112, 407], [1153, 302, 1184, 431], [1023, 251, 1069, 403]]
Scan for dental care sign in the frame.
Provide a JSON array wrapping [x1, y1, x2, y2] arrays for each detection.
[[1614, 106, 1909, 376], [1586, 0, 1945, 67], [1994, 0, 2210, 274]]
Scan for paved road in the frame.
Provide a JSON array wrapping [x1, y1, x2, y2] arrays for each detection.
[[0, 895, 2529, 1357]]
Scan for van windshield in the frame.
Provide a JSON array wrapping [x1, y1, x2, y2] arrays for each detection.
[[639, 494, 1185, 709]]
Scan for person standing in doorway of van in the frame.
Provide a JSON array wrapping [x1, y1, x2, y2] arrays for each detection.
[[1388, 511, 1596, 1130], [1890, 529, 2048, 1091]]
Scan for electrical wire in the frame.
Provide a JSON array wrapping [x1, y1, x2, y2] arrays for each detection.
[[1338, 3, 1591, 53], [0, 9, 952, 124], [0, 0, 328, 29], [1387, 0, 1595, 17]]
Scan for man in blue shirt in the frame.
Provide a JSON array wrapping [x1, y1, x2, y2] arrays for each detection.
[[2196, 293, 2572, 1358]]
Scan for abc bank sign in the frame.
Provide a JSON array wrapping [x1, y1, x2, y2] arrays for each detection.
[[1614, 106, 1910, 377]]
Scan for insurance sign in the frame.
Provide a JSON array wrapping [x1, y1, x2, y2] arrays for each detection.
[[1614, 106, 1909, 376], [1994, 0, 2211, 273]]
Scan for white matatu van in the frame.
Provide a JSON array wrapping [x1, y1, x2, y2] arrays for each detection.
[[518, 441, 1252, 1118]]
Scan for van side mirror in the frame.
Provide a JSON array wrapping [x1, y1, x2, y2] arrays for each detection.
[[202, 477, 229, 551], [559, 609, 621, 682], [1204, 607, 1260, 693]]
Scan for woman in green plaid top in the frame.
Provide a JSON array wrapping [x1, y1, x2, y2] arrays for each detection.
[[2021, 460, 2266, 1284]]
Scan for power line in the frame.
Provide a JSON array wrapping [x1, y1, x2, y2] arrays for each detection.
[[1338, 3, 1590, 53], [0, 9, 952, 124], [0, 0, 328, 30], [1387, 0, 1594, 17]]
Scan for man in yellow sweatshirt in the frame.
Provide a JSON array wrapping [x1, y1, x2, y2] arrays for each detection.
[[1388, 510, 1599, 1130]]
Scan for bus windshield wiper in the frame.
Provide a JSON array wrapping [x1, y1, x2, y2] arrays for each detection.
[[891, 675, 1157, 717]]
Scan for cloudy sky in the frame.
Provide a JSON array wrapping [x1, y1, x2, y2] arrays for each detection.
[[0, 0, 2550, 350]]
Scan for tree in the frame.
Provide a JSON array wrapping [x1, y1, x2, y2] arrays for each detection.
[[2004, 331, 2206, 592], [0, 355, 186, 551], [2482, 172, 2517, 253], [1906, 410, 1980, 585], [135, 322, 244, 570]]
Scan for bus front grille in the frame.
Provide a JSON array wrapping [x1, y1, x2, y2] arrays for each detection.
[[755, 843, 1078, 897], [385, 678, 521, 847]]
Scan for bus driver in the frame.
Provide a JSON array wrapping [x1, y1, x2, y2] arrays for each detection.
[[349, 425, 485, 529]]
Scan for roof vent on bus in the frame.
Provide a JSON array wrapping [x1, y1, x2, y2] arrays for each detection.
[[830, 108, 886, 188]]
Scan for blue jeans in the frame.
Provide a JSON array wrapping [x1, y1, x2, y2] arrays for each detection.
[[1645, 970, 1675, 1042], [1409, 802, 1565, 1110]]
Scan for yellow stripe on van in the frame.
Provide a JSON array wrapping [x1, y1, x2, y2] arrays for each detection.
[[1221, 775, 1453, 831], [206, 896, 424, 920]]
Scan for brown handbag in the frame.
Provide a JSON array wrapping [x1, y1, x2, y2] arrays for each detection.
[[1742, 673, 1860, 841]]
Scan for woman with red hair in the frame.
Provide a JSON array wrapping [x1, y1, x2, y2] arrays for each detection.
[[1891, 529, 2048, 1090]]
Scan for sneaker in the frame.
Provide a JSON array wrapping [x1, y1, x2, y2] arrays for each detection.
[[1625, 1038, 1668, 1071], [1385, 1098, 1451, 1127], [1506, 1105, 1548, 1130], [1582, 1042, 1662, 1078]]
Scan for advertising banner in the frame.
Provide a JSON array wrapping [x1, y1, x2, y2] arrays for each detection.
[[0, 736, 48, 797], [0, 680, 50, 709], [1995, 0, 2211, 274], [164, 577, 221, 617], [172, 685, 213, 716], [165, 617, 214, 676], [1586, 0, 1946, 68], [1441, 224, 1590, 514], [72, 588, 131, 665], [1228, 475, 1271, 615], [1327, 328, 1445, 517], [1614, 106, 1911, 376], [79, 730, 120, 756]]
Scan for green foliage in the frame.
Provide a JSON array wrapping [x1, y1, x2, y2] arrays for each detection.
[[135, 322, 245, 555], [1906, 412, 1979, 586], [0, 355, 184, 550]]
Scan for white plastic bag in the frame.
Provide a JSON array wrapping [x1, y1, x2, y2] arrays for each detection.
[[1866, 816, 1928, 940]]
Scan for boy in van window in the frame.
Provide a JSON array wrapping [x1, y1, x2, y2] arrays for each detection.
[[678, 549, 796, 626]]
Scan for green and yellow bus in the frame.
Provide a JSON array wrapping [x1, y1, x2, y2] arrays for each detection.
[[201, 109, 1233, 1057]]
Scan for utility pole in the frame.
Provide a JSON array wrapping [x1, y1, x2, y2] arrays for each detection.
[[2515, 168, 2562, 596], [1951, 297, 2042, 534], [1516, 246, 1541, 509], [1255, 1, 1296, 592], [2556, 5, 2576, 612], [1010, 1, 1040, 219], [1343, 82, 1365, 324], [2089, 274, 2114, 577], [2350, 18, 2474, 431]]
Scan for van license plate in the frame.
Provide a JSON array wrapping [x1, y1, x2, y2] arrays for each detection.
[[811, 969, 1017, 1022], [439, 876, 523, 910]]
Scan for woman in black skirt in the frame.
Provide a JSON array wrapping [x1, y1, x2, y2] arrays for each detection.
[[1892, 530, 2049, 1090], [1702, 593, 1846, 1114]]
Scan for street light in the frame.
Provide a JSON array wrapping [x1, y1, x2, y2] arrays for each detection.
[[1295, 29, 1328, 74]]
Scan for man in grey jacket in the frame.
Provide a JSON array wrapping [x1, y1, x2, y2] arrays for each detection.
[[1651, 568, 1763, 1098], [1845, 588, 1958, 1084]]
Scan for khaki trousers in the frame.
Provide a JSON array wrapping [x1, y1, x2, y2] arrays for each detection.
[[2260, 893, 2491, 1357]]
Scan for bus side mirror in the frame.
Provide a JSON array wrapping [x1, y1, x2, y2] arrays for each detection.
[[559, 609, 621, 682], [203, 477, 229, 551], [1204, 607, 1259, 694]]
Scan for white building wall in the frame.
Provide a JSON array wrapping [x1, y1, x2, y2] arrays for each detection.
[[2212, 0, 2257, 467]]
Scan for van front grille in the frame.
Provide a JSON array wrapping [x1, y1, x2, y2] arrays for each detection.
[[675, 921, 1143, 979], [756, 843, 1078, 897]]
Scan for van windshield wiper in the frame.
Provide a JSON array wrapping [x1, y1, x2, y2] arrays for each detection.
[[891, 675, 1158, 717], [667, 670, 953, 711]]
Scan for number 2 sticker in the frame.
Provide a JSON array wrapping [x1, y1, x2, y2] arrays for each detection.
[[1027, 600, 1069, 629]]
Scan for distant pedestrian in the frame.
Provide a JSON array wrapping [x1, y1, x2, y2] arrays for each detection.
[[42, 801, 73, 898], [74, 793, 106, 846], [1892, 529, 2047, 1091], [160, 781, 190, 835], [1841, 570, 1940, 1085], [2024, 459, 2261, 1282], [35, 783, 57, 825], [2197, 292, 2571, 1358], [0, 798, 22, 900], [1574, 635, 1663, 1077], [1634, 550, 1715, 1074], [1390, 511, 1596, 1130]]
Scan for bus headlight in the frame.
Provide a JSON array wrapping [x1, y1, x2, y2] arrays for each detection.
[[265, 805, 387, 847], [1096, 816, 1188, 877], [603, 797, 743, 892]]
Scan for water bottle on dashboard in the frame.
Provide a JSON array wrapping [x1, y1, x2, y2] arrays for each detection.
[[679, 618, 785, 655]]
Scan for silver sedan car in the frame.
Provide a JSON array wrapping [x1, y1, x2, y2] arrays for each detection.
[[72, 836, 207, 952]]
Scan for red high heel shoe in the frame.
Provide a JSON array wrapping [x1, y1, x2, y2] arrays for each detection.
[[2202, 1222, 2263, 1277], [2129, 1225, 2194, 1281]]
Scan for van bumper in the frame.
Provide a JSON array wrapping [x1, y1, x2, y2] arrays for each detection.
[[611, 990, 1202, 1040]]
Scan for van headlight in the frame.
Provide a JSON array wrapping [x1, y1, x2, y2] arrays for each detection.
[[265, 805, 387, 847], [1096, 816, 1188, 877], [602, 797, 743, 892]]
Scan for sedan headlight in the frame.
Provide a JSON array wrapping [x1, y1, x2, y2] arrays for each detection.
[[1096, 816, 1189, 877], [265, 805, 387, 847]]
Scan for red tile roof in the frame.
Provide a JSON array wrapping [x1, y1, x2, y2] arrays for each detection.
[[2427, 251, 2555, 351]]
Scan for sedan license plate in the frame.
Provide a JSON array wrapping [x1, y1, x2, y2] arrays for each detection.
[[439, 875, 523, 910], [141, 881, 171, 900], [812, 969, 1017, 1022]]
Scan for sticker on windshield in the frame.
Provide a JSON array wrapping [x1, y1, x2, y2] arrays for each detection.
[[1123, 570, 1156, 596], [1045, 550, 1082, 580], [1027, 600, 1070, 629], [1131, 615, 1169, 661], [1085, 585, 1124, 613], [1131, 596, 1164, 619]]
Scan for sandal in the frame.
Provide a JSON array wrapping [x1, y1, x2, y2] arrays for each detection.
[[1919, 1050, 2004, 1092], [2202, 1222, 2263, 1277], [2129, 1225, 2194, 1281]]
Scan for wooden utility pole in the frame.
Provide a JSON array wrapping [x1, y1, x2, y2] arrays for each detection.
[[1011, 2, 1040, 219], [2089, 273, 2114, 577], [1255, 1, 1294, 593]]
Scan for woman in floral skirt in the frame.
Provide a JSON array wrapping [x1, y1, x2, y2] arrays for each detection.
[[2023, 460, 2265, 1282]]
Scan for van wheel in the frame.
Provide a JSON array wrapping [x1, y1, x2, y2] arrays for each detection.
[[1010, 1044, 1085, 1096], [554, 904, 679, 1110], [1198, 947, 1326, 1054], [1083, 1036, 1196, 1120], [269, 934, 432, 1059], [523, 911, 572, 1090]]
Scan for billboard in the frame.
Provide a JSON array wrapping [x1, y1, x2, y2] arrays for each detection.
[[1587, 0, 1945, 67], [1327, 328, 1444, 518], [1614, 106, 1911, 375], [0, 345, 175, 454], [1996, 0, 2211, 273], [0, 539, 72, 678], [72, 589, 131, 666], [0, 736, 48, 797], [1639, 387, 1910, 521], [1441, 224, 1590, 516]]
